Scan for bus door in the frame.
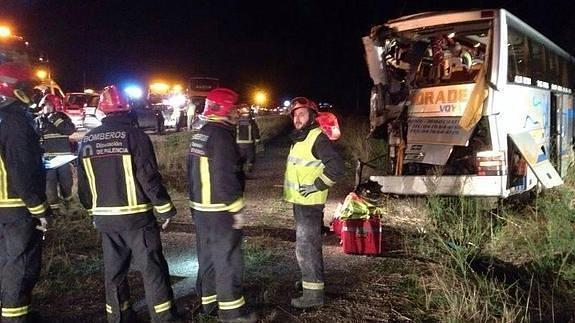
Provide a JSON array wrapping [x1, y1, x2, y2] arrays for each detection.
[[508, 132, 563, 189]]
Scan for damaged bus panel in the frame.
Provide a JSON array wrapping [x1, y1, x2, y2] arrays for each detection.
[[362, 9, 575, 197]]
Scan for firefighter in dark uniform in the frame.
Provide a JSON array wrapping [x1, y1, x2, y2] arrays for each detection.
[[77, 85, 179, 323], [284, 97, 344, 309], [35, 94, 76, 214], [236, 106, 260, 175], [0, 62, 51, 321], [188, 88, 256, 323]]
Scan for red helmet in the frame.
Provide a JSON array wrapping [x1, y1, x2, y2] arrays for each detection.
[[0, 63, 35, 107], [203, 88, 239, 117], [288, 96, 318, 116], [98, 85, 130, 114], [39, 94, 64, 112]]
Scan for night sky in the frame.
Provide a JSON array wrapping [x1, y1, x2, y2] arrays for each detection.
[[3, 0, 575, 111]]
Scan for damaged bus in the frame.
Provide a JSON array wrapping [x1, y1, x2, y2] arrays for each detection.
[[362, 9, 575, 197]]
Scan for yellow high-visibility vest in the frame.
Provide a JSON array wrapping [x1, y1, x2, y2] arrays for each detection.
[[283, 128, 328, 205]]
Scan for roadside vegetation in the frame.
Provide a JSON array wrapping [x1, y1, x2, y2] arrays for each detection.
[[338, 115, 575, 321], [33, 115, 575, 321]]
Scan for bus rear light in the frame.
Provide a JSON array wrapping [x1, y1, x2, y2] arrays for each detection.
[[476, 151, 506, 176]]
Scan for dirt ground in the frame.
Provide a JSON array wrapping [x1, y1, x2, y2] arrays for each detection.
[[35, 129, 428, 322]]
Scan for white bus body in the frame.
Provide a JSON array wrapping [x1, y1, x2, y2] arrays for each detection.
[[363, 9, 575, 197]]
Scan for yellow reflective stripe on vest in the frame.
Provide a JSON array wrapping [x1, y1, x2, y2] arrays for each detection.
[[200, 156, 211, 204], [90, 204, 153, 215], [122, 155, 137, 207], [0, 156, 8, 200], [27, 201, 48, 215], [219, 296, 245, 310], [284, 128, 328, 205], [105, 304, 112, 314], [2, 305, 29, 317], [154, 300, 172, 313], [189, 197, 244, 213], [286, 155, 323, 167], [154, 202, 174, 214], [302, 281, 324, 290], [82, 158, 98, 210], [202, 295, 217, 305]]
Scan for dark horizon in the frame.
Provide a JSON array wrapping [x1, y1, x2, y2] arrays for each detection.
[[3, 0, 575, 111]]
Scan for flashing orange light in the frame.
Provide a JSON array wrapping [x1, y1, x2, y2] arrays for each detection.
[[150, 82, 170, 94], [35, 69, 48, 80], [172, 84, 183, 93], [0, 26, 11, 38], [254, 90, 267, 106]]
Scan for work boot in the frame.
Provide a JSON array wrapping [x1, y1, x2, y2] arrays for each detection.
[[218, 311, 257, 323], [291, 289, 324, 309]]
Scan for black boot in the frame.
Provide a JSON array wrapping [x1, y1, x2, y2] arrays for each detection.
[[291, 289, 324, 309]]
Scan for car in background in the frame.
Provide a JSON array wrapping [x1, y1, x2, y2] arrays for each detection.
[[64, 92, 99, 128]]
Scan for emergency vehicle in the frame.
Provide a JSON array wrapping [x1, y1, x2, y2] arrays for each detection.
[[362, 9, 575, 197]]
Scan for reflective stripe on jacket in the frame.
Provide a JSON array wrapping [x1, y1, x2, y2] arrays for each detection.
[[188, 122, 245, 212], [77, 113, 174, 219], [0, 103, 50, 217], [284, 127, 328, 205]]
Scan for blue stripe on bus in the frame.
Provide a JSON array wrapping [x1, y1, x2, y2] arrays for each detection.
[[536, 153, 548, 163]]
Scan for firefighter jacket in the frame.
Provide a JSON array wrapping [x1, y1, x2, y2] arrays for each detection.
[[35, 111, 75, 155], [77, 112, 176, 232], [0, 102, 50, 221], [188, 121, 245, 212], [236, 116, 260, 145], [284, 123, 345, 205]]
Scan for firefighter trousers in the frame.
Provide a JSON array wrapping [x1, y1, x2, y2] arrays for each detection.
[[238, 144, 256, 173], [193, 211, 247, 320], [293, 204, 325, 291], [0, 214, 43, 322], [46, 163, 73, 211], [100, 221, 177, 323]]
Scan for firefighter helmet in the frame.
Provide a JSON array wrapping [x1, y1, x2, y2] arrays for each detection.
[[39, 94, 64, 112], [98, 85, 130, 114], [0, 63, 36, 108], [203, 88, 239, 117], [288, 96, 318, 116]]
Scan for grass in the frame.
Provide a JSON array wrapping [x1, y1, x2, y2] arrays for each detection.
[[340, 115, 575, 321]]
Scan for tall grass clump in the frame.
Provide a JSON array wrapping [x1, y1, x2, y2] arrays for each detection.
[[154, 132, 192, 192], [417, 166, 575, 321]]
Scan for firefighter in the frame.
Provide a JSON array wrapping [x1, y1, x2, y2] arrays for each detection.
[[284, 97, 344, 309], [188, 88, 256, 322], [0, 62, 51, 321], [35, 94, 76, 214], [77, 85, 179, 322], [236, 106, 260, 175]]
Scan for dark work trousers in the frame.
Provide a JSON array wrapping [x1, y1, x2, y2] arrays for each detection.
[[0, 213, 42, 322], [238, 144, 256, 173], [100, 221, 176, 323], [193, 210, 246, 320], [293, 204, 325, 289], [46, 163, 73, 210]]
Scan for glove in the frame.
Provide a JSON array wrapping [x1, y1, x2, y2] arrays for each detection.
[[232, 212, 244, 230], [161, 218, 171, 231], [35, 217, 48, 232], [299, 184, 319, 197]]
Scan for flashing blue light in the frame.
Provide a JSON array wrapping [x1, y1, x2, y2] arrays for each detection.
[[124, 85, 143, 99]]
